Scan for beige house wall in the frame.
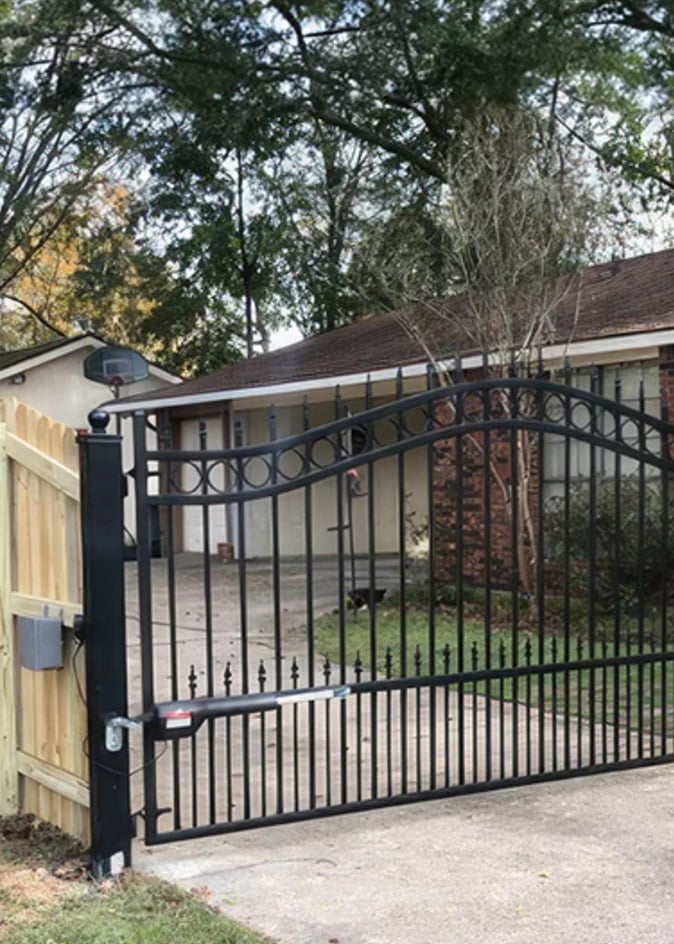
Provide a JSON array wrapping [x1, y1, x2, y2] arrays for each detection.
[[0, 347, 177, 536], [180, 396, 430, 560]]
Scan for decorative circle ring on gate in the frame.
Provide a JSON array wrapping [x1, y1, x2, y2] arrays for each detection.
[[619, 417, 640, 447], [240, 455, 272, 489], [276, 447, 305, 482], [542, 392, 566, 424], [205, 459, 231, 494], [309, 434, 343, 469], [169, 459, 204, 494], [570, 400, 593, 431]]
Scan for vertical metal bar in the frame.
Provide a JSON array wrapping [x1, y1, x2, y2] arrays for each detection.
[[563, 390, 572, 770], [323, 657, 332, 804], [223, 664, 233, 821], [455, 389, 465, 785], [602, 640, 608, 765], [427, 370, 437, 789], [613, 378, 623, 761], [133, 411, 157, 842], [302, 399, 317, 808], [187, 665, 198, 827], [415, 644, 422, 789], [551, 637, 558, 771], [385, 647, 393, 795], [471, 641, 479, 783], [649, 636, 656, 756], [161, 425, 181, 831], [353, 649, 363, 801], [509, 384, 520, 779], [525, 639, 532, 776], [198, 421, 216, 824], [660, 391, 670, 756], [334, 391, 349, 805], [258, 660, 267, 817], [291, 658, 300, 810], [397, 371, 408, 793], [354, 652, 363, 800], [537, 388, 546, 774], [576, 638, 583, 767], [366, 416, 378, 800], [498, 642, 506, 779], [269, 408, 284, 814], [588, 373, 598, 767], [236, 457, 251, 820], [79, 412, 131, 876], [443, 644, 451, 787], [626, 627, 632, 761], [483, 381, 493, 782], [637, 381, 646, 758]]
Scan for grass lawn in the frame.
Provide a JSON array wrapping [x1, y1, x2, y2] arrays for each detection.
[[0, 815, 272, 944], [313, 602, 674, 731]]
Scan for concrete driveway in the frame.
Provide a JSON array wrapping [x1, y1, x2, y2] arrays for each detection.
[[136, 764, 674, 944]]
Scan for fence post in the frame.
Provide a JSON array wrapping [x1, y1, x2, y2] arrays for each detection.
[[0, 421, 18, 815], [79, 409, 131, 877]]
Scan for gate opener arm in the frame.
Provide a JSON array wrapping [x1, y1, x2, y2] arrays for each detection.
[[150, 684, 352, 740]]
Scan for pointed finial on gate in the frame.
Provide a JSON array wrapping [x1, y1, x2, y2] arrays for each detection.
[[88, 409, 110, 434]]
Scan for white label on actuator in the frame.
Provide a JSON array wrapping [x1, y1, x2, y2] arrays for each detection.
[[277, 687, 350, 707], [165, 711, 192, 729]]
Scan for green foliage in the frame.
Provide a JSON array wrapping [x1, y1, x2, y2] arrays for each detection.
[[1, 872, 270, 944], [545, 477, 674, 612], [4, 0, 674, 370], [0, 816, 268, 944]]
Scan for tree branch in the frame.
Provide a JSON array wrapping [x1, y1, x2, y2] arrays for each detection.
[[2, 293, 68, 336]]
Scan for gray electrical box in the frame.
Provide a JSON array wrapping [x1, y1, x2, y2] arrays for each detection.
[[17, 616, 63, 670]]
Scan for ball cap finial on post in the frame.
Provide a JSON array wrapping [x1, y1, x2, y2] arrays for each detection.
[[88, 409, 110, 433]]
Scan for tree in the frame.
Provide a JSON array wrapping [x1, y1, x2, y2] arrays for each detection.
[[0, 2, 140, 304], [351, 107, 603, 598], [4, 0, 671, 372]]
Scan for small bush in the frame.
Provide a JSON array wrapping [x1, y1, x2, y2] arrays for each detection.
[[545, 476, 674, 612]]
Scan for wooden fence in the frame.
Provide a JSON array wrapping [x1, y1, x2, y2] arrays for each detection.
[[0, 397, 88, 841]]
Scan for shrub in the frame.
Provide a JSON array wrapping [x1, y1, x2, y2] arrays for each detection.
[[544, 476, 674, 613]]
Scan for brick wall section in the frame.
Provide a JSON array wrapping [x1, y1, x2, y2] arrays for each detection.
[[432, 375, 542, 589], [432, 351, 674, 591], [434, 404, 509, 587]]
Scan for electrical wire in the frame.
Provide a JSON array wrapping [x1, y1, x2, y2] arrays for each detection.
[[72, 639, 87, 705], [73, 639, 168, 778], [81, 734, 168, 779]]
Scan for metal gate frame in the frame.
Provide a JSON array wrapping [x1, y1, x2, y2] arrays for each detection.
[[80, 374, 674, 873]]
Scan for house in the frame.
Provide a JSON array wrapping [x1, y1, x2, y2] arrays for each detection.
[[104, 247, 674, 562], [0, 333, 181, 534]]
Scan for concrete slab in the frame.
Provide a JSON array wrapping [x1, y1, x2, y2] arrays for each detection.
[[136, 764, 674, 944]]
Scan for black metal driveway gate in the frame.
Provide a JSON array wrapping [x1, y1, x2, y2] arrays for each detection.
[[80, 373, 674, 871]]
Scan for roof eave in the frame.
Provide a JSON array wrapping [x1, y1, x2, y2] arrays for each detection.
[[0, 334, 106, 381], [102, 327, 674, 416]]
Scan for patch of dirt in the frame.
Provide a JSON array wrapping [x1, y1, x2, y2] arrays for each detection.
[[0, 815, 88, 940], [0, 814, 85, 868]]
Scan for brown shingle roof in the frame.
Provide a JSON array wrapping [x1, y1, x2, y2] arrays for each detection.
[[0, 335, 82, 371], [117, 247, 674, 406]]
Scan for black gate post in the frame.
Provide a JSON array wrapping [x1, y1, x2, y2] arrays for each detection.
[[79, 409, 132, 878]]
